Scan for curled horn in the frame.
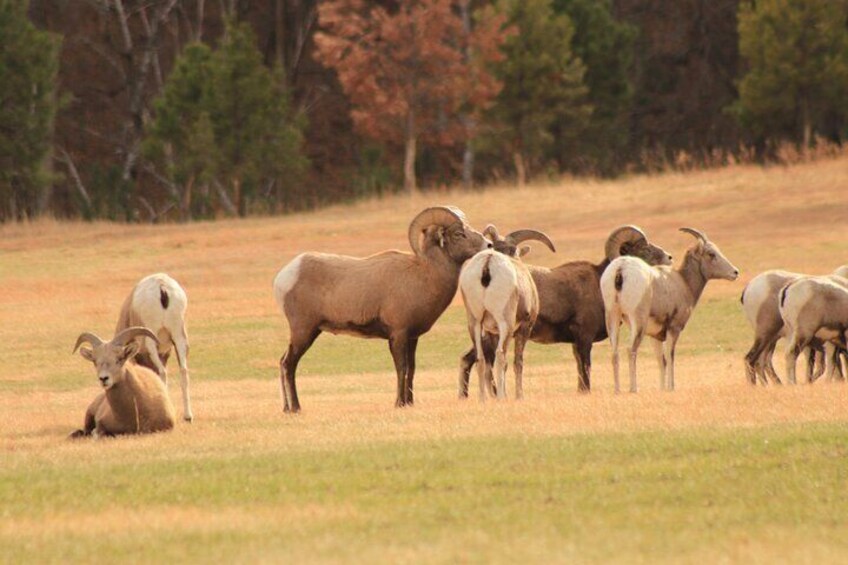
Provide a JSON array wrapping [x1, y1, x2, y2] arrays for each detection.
[[73, 332, 104, 353], [407, 206, 466, 256], [506, 229, 556, 253], [483, 224, 501, 242], [679, 227, 708, 244], [605, 225, 647, 260], [111, 326, 159, 347]]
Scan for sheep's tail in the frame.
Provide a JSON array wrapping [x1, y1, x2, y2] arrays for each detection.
[[481, 255, 492, 288], [614, 266, 624, 293], [780, 284, 790, 309], [159, 285, 170, 309]]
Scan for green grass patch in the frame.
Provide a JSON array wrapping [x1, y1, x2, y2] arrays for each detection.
[[3, 423, 848, 562]]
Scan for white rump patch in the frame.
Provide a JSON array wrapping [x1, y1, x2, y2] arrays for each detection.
[[273, 254, 304, 313]]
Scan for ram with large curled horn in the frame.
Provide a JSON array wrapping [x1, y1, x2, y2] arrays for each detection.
[[273, 206, 490, 412], [459, 225, 672, 396], [70, 326, 176, 438]]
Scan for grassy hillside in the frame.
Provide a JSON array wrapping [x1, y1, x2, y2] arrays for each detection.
[[1, 158, 847, 562]]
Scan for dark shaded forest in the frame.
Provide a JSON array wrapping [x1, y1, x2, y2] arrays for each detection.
[[4, 0, 847, 222]]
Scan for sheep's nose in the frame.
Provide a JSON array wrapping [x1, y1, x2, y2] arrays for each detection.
[[667, 254, 673, 261], [733, 269, 740, 277], [486, 242, 493, 249], [99, 376, 109, 385]]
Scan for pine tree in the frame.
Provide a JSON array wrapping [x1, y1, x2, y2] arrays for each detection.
[[487, 0, 591, 186], [145, 21, 307, 218], [552, 0, 635, 174], [0, 0, 61, 221], [734, 0, 848, 149]]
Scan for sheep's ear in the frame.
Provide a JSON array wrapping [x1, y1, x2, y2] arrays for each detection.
[[79, 347, 95, 363], [436, 226, 446, 248], [518, 245, 531, 257], [118, 342, 140, 364]]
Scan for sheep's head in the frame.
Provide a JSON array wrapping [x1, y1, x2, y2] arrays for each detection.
[[606, 225, 672, 266], [408, 206, 490, 263], [483, 224, 556, 258], [680, 227, 739, 281], [73, 327, 158, 389]]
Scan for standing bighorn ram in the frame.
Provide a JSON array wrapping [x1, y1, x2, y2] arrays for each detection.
[[273, 206, 489, 412], [459, 225, 672, 394]]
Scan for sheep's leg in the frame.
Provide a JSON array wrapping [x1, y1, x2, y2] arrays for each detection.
[[627, 323, 644, 394], [280, 328, 320, 413], [458, 346, 476, 399], [763, 340, 781, 385], [389, 333, 410, 408], [665, 332, 680, 391], [822, 342, 837, 382], [482, 336, 497, 398], [784, 334, 806, 385], [808, 344, 824, 383], [513, 331, 529, 401], [652, 338, 667, 390], [145, 336, 168, 384], [495, 323, 511, 400], [607, 311, 622, 394], [173, 329, 192, 422], [744, 337, 766, 385], [405, 337, 418, 405], [572, 340, 592, 393], [473, 324, 488, 402]]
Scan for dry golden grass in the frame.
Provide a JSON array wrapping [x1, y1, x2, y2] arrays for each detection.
[[1, 157, 848, 563]]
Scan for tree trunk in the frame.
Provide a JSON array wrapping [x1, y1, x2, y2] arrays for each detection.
[[181, 175, 194, 222], [459, 0, 474, 188], [513, 151, 526, 188], [233, 177, 244, 216], [404, 135, 417, 192], [801, 96, 812, 156]]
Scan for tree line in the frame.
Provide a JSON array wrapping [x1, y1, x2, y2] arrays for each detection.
[[2, 0, 847, 222]]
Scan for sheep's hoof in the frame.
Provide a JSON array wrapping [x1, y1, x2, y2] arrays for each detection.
[[68, 429, 88, 440], [183, 415, 193, 423]]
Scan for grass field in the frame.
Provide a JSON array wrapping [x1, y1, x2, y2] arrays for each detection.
[[2, 158, 848, 563]]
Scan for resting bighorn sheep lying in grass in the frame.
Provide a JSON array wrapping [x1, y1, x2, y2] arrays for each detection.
[[458, 225, 672, 395], [741, 266, 848, 385], [115, 273, 192, 422], [273, 206, 489, 412], [780, 275, 848, 385], [70, 327, 176, 438], [459, 225, 555, 400], [601, 228, 739, 393]]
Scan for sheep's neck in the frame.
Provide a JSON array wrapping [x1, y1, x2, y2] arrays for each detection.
[[105, 373, 141, 429], [677, 249, 707, 305]]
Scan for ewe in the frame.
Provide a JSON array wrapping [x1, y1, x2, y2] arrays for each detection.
[[601, 228, 739, 393]]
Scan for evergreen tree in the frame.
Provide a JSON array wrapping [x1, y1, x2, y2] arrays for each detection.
[[552, 0, 635, 174], [146, 20, 307, 219], [487, 0, 591, 186], [734, 0, 848, 149], [0, 0, 61, 221]]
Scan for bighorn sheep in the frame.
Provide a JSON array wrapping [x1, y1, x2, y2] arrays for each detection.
[[70, 327, 176, 438], [273, 206, 489, 412], [115, 273, 192, 422], [459, 225, 672, 395], [459, 225, 555, 400], [780, 275, 848, 384], [741, 266, 848, 385], [601, 228, 739, 393]]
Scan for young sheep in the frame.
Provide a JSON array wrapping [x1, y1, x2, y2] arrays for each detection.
[[459, 225, 672, 394], [741, 266, 848, 385], [70, 327, 176, 438], [459, 226, 555, 400], [115, 273, 191, 422], [601, 228, 739, 393], [273, 206, 490, 412], [780, 276, 848, 385]]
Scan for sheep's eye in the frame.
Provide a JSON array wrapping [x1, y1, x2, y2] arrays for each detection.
[[708, 252, 716, 259]]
